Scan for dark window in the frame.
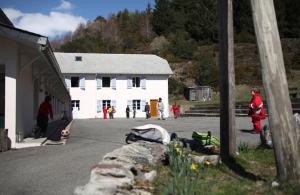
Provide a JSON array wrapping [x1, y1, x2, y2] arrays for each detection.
[[71, 77, 79, 87], [133, 100, 141, 110], [102, 100, 111, 109], [102, 77, 111, 87], [132, 77, 140, 87], [75, 56, 82, 61], [71, 100, 80, 110]]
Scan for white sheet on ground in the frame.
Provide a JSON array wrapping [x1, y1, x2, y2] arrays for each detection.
[[132, 124, 170, 145]]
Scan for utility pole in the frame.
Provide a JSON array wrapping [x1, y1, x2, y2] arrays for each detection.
[[251, 0, 300, 181], [218, 0, 236, 158]]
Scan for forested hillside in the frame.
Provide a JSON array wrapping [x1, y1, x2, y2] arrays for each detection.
[[52, 0, 300, 96]]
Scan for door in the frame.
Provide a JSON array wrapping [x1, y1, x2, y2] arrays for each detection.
[[71, 100, 80, 118], [190, 90, 196, 101], [150, 99, 158, 118]]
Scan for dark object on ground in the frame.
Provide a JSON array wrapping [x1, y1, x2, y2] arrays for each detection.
[[125, 132, 163, 144], [0, 129, 11, 152]]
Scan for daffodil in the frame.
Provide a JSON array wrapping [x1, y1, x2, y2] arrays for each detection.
[[175, 147, 181, 153], [204, 160, 211, 166], [174, 143, 180, 148], [191, 163, 198, 170]]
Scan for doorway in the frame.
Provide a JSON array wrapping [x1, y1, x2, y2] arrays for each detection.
[[150, 99, 158, 118], [71, 100, 80, 118], [0, 65, 5, 128]]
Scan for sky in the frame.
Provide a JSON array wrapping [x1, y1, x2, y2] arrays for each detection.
[[0, 0, 155, 39]]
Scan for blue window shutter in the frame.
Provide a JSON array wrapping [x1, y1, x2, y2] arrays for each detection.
[[65, 76, 71, 88], [141, 100, 146, 111], [111, 78, 116, 89], [97, 100, 102, 113], [127, 77, 132, 89], [96, 76, 102, 89], [127, 100, 132, 111], [79, 76, 85, 89], [141, 77, 146, 89]]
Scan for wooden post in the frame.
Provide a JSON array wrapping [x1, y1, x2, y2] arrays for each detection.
[[251, 0, 300, 181], [218, 0, 236, 158]]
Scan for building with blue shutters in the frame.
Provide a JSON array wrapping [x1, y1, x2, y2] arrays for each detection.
[[54, 53, 173, 118]]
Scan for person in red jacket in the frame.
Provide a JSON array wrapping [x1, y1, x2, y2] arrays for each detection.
[[171, 102, 180, 119], [103, 106, 107, 120], [248, 88, 266, 134], [36, 95, 53, 138]]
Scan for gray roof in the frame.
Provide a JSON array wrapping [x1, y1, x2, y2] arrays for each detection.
[[54, 52, 173, 75]]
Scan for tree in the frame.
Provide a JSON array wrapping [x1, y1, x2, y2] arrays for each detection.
[[152, 0, 174, 35]]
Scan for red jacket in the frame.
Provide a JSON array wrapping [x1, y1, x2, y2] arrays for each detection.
[[248, 92, 266, 120], [38, 102, 53, 119]]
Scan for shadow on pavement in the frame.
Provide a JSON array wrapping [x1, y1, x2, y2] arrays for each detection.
[[239, 129, 254, 134]]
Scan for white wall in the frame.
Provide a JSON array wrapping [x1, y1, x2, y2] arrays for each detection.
[[18, 61, 34, 137], [67, 74, 169, 118], [0, 37, 18, 147], [0, 36, 71, 147]]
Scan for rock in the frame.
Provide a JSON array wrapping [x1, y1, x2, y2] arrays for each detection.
[[190, 154, 220, 166], [103, 142, 167, 166], [74, 163, 134, 195], [75, 142, 166, 195], [103, 143, 154, 165], [271, 181, 279, 187], [143, 170, 157, 182], [294, 113, 300, 129]]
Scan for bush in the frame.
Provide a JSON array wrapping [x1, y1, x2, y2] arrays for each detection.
[[169, 77, 186, 96]]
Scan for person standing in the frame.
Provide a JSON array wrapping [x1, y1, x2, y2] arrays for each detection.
[[133, 107, 136, 118], [126, 105, 130, 119], [108, 106, 113, 119], [144, 102, 150, 119], [171, 102, 180, 119], [36, 95, 53, 138], [103, 106, 107, 120], [111, 106, 116, 119], [248, 88, 266, 134], [157, 97, 165, 120]]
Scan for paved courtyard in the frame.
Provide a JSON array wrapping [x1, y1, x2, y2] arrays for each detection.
[[0, 117, 267, 195]]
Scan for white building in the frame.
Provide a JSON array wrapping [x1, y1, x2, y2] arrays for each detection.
[[54, 53, 173, 119], [0, 9, 71, 148]]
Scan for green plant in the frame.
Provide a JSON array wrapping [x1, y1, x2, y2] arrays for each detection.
[[164, 143, 203, 195], [238, 142, 249, 153]]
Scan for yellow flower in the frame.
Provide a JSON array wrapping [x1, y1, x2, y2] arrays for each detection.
[[191, 163, 199, 170], [174, 147, 183, 156], [174, 143, 180, 148], [204, 160, 211, 166]]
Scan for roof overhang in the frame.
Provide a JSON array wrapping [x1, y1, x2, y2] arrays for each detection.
[[0, 23, 71, 101]]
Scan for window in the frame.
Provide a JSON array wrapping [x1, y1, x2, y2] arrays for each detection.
[[75, 56, 82, 61], [132, 77, 140, 87], [71, 100, 80, 111], [133, 100, 141, 110], [71, 77, 79, 87], [102, 100, 111, 109], [102, 77, 111, 87]]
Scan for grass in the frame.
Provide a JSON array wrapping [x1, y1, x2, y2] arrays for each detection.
[[153, 145, 300, 195]]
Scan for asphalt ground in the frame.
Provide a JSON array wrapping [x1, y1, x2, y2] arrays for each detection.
[[0, 117, 268, 195]]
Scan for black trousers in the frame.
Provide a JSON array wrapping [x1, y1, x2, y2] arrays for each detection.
[[37, 115, 48, 135]]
